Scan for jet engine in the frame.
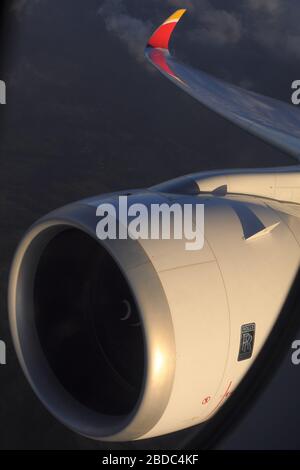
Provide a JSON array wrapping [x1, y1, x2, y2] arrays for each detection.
[[8, 178, 300, 441]]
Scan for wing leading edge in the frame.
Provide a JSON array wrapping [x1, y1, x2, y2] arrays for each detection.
[[145, 10, 300, 161]]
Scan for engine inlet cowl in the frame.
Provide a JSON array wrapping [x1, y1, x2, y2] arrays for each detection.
[[8, 201, 175, 441]]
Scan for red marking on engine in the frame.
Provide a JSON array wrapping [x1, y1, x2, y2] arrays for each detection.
[[202, 396, 211, 405], [207, 381, 233, 417]]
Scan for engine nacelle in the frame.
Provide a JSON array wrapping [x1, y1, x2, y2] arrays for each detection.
[[8, 186, 300, 441]]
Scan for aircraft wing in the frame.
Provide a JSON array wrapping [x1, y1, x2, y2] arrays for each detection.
[[145, 9, 300, 161]]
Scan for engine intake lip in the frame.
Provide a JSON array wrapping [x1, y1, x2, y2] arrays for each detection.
[[8, 202, 176, 441]]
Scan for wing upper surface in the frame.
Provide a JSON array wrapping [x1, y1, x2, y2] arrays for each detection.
[[145, 10, 300, 161]]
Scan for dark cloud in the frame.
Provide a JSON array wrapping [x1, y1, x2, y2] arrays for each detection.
[[99, 0, 300, 63], [11, 0, 43, 16], [98, 0, 153, 62], [247, 0, 282, 15], [168, 0, 242, 46], [245, 0, 300, 60], [188, 8, 242, 46], [11, 0, 29, 13]]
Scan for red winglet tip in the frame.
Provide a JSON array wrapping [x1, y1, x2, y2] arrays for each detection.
[[147, 9, 187, 50]]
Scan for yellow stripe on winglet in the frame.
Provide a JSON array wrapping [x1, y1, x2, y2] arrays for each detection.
[[164, 9, 187, 24]]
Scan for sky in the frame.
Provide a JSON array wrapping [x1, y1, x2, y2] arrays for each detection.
[[1, 0, 300, 449]]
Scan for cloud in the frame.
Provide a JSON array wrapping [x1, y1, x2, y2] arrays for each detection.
[[247, 0, 282, 15], [98, 0, 153, 62], [244, 0, 300, 59], [285, 34, 300, 58], [99, 0, 242, 62], [189, 9, 242, 46], [10, 0, 300, 64], [167, 0, 197, 11], [168, 0, 242, 46], [98, 0, 300, 63], [11, 0, 28, 14], [11, 0, 43, 16]]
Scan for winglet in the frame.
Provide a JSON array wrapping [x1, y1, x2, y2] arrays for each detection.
[[147, 9, 186, 50]]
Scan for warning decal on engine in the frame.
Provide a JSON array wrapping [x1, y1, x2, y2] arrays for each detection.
[[238, 323, 256, 361]]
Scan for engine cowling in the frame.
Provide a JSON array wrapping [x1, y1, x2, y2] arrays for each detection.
[[8, 187, 300, 441]]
